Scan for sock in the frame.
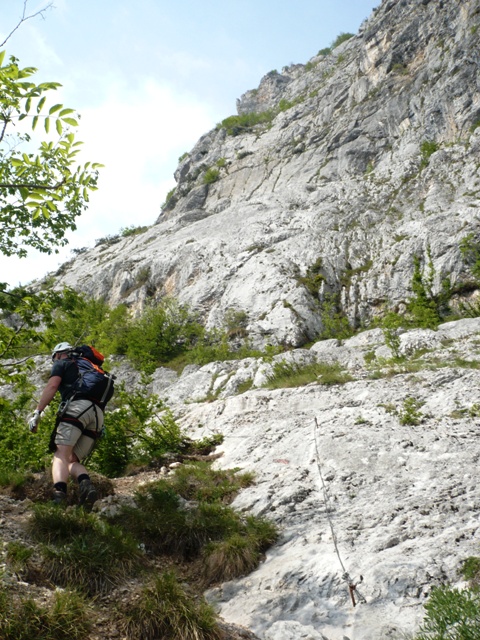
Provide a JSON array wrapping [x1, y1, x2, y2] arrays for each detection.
[[54, 482, 67, 494], [77, 474, 90, 484]]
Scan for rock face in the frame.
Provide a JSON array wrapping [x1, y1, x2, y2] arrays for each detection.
[[150, 317, 480, 640], [49, 0, 480, 348], [6, 319, 480, 639], [26, 4, 480, 633]]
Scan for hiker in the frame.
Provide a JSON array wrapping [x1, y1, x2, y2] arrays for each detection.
[[28, 341, 108, 507]]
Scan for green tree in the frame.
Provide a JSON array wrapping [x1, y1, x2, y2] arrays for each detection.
[[125, 299, 203, 372], [0, 48, 102, 372], [0, 50, 102, 260]]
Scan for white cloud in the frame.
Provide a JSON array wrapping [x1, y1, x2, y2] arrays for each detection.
[[0, 75, 218, 287], [74, 76, 217, 235]]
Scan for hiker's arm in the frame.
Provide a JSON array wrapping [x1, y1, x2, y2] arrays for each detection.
[[37, 376, 62, 412]]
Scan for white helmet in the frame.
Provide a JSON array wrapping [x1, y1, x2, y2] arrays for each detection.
[[51, 341, 73, 360]]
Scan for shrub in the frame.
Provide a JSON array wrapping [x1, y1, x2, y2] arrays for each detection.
[[43, 290, 131, 356], [298, 257, 325, 297], [203, 167, 220, 184], [120, 225, 149, 237], [94, 232, 122, 247], [162, 187, 177, 209], [114, 482, 193, 556], [407, 254, 441, 329], [111, 463, 277, 576], [116, 483, 243, 558], [124, 299, 203, 372], [399, 396, 424, 425], [420, 140, 439, 167], [319, 293, 354, 340], [331, 32, 354, 49], [217, 110, 275, 136], [414, 585, 480, 639], [0, 389, 52, 473], [122, 571, 221, 640], [90, 381, 185, 477], [460, 233, 480, 281]]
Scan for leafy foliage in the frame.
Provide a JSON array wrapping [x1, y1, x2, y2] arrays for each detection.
[[319, 292, 354, 339], [459, 233, 480, 281], [414, 585, 480, 639], [217, 110, 275, 136], [124, 299, 204, 372], [0, 372, 52, 472], [90, 379, 185, 477], [331, 32, 354, 48], [399, 396, 424, 425], [298, 257, 325, 297], [407, 254, 441, 328], [203, 167, 220, 184], [0, 51, 101, 258]]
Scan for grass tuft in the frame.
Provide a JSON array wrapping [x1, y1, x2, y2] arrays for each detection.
[[169, 461, 255, 503], [109, 463, 278, 582], [0, 586, 91, 640], [122, 571, 221, 640], [265, 360, 353, 389], [29, 504, 143, 595]]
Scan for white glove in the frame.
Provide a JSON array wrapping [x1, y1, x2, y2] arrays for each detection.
[[28, 410, 42, 433]]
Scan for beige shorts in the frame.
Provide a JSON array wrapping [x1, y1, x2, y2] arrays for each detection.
[[55, 399, 104, 461]]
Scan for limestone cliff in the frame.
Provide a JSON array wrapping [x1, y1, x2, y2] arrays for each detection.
[[50, 0, 480, 349]]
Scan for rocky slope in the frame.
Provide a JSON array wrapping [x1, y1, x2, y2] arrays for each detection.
[[4, 316, 480, 639], [151, 317, 480, 639], [47, 0, 480, 348]]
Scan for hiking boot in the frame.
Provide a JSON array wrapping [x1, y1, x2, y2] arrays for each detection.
[[52, 490, 67, 505], [79, 478, 98, 510]]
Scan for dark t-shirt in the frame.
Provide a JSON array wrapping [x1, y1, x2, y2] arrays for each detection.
[[50, 358, 79, 402]]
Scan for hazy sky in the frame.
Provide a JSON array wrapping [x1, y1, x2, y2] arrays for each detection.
[[0, 0, 379, 287]]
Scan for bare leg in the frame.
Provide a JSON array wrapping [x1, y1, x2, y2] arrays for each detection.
[[52, 445, 88, 483]]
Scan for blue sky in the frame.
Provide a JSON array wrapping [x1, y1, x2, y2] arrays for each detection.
[[0, 0, 379, 287]]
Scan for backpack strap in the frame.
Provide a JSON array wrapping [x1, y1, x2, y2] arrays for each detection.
[[99, 373, 114, 406]]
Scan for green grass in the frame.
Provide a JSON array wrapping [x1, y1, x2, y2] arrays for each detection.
[[122, 571, 221, 640], [0, 469, 33, 489], [0, 587, 91, 640], [5, 541, 34, 577], [169, 461, 255, 503], [28, 504, 144, 595], [264, 360, 353, 389], [109, 463, 277, 582], [202, 533, 260, 583]]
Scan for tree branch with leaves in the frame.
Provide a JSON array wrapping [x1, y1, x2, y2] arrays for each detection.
[[0, 50, 103, 258]]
